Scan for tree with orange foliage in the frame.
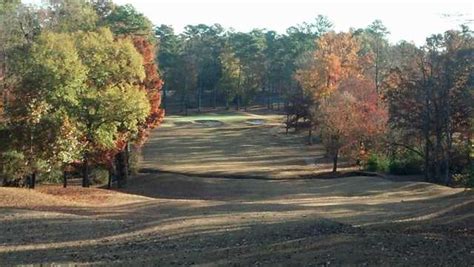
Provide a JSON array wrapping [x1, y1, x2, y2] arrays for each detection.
[[132, 36, 165, 144], [295, 31, 367, 98], [319, 77, 387, 172], [296, 31, 386, 172], [98, 4, 164, 187]]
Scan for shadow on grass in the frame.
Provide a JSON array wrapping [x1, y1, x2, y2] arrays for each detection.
[[1, 194, 472, 266]]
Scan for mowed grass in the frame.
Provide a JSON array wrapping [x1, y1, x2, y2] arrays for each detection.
[[0, 110, 472, 266], [141, 110, 351, 179]]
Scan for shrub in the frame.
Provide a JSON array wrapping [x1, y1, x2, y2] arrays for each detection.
[[365, 153, 390, 173], [91, 168, 109, 185], [0, 150, 28, 186], [129, 148, 141, 176], [388, 151, 423, 175], [452, 164, 474, 188], [40, 168, 64, 184]]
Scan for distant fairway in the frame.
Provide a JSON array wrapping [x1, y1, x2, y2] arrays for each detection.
[[141, 110, 344, 179]]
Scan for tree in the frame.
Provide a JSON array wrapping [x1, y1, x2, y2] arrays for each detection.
[[43, 0, 99, 32], [1, 1, 41, 115], [296, 31, 366, 99], [229, 30, 266, 110], [156, 24, 182, 110], [296, 31, 386, 171], [295, 31, 364, 138], [103, 3, 153, 37], [73, 28, 149, 187], [3, 31, 86, 187], [180, 24, 224, 111], [355, 20, 390, 93], [1, 1, 162, 189], [383, 27, 473, 184], [319, 77, 387, 172], [97, 4, 164, 186], [218, 41, 240, 109]]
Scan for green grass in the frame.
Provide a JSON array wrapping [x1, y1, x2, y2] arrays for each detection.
[[163, 111, 281, 124]]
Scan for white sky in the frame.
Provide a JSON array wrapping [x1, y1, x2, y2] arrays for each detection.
[[25, 0, 473, 45]]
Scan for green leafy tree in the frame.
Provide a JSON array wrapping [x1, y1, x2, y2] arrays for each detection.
[[3, 31, 86, 187], [218, 41, 240, 108], [73, 28, 148, 187], [156, 24, 182, 110], [354, 20, 390, 92], [44, 0, 99, 32], [104, 3, 153, 37], [228, 30, 266, 110]]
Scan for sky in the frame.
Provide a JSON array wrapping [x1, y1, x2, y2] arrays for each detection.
[[25, 0, 473, 45]]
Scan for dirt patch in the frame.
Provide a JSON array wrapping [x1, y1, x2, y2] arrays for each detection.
[[246, 119, 266, 125], [194, 119, 224, 127], [0, 185, 148, 210]]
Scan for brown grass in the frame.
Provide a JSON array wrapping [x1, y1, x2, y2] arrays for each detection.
[[0, 110, 472, 266]]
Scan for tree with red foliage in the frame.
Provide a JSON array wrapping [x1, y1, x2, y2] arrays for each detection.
[[132, 36, 165, 144], [319, 77, 387, 172], [111, 36, 165, 188], [95, 4, 165, 187]]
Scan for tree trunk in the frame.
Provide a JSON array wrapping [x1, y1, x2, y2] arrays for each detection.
[[82, 154, 90, 187], [32, 172, 36, 189], [332, 150, 339, 173], [267, 88, 271, 109], [277, 98, 280, 110], [197, 85, 202, 113], [184, 94, 188, 116], [435, 127, 442, 183], [308, 126, 313, 145], [180, 93, 185, 113], [162, 87, 167, 110], [422, 74, 432, 182], [424, 140, 431, 182], [443, 130, 453, 185], [236, 65, 242, 111], [107, 167, 113, 189], [212, 87, 217, 109], [63, 170, 67, 188], [125, 142, 130, 175], [375, 43, 380, 93], [116, 150, 128, 188], [1, 48, 9, 111], [28, 172, 36, 189]]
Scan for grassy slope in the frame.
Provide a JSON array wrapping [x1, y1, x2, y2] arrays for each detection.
[[141, 110, 354, 179], [0, 110, 472, 266]]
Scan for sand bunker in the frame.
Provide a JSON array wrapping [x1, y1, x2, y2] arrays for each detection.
[[194, 120, 224, 127], [246, 119, 266, 125], [174, 121, 194, 126]]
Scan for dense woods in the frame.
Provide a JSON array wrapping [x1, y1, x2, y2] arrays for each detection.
[[156, 18, 472, 185], [0, 0, 472, 188], [0, 0, 163, 188]]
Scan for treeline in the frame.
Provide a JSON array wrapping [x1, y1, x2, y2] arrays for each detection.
[[156, 15, 333, 113], [0, 0, 164, 188], [295, 27, 473, 187], [1, 1, 472, 187], [157, 20, 473, 185]]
